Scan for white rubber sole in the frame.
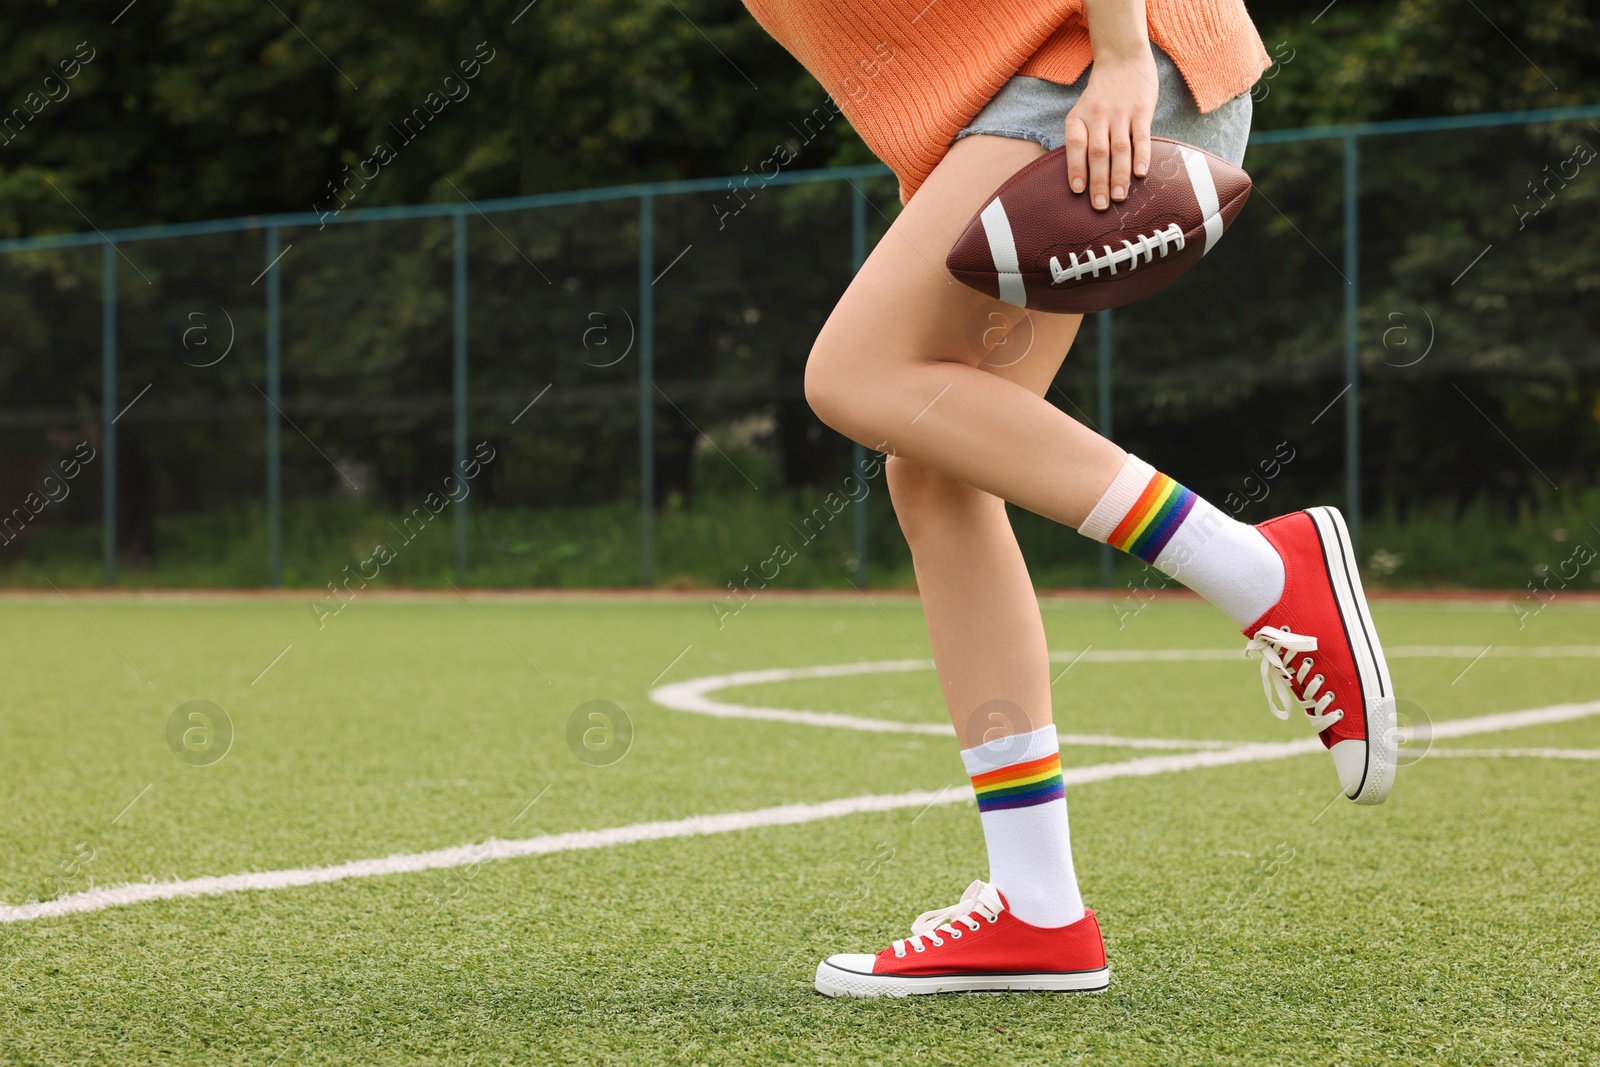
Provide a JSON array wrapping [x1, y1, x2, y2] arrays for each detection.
[[815, 960, 1110, 998], [1307, 506, 1397, 805]]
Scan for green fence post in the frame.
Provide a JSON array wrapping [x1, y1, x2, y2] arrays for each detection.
[[1096, 309, 1114, 589], [850, 184, 869, 588], [101, 241, 117, 585], [265, 224, 282, 587], [638, 192, 656, 588], [453, 211, 469, 583], [1343, 134, 1361, 558]]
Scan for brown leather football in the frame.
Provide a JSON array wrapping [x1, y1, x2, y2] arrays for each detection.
[[946, 137, 1252, 314]]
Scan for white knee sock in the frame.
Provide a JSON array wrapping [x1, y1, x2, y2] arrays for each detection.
[[1079, 454, 1286, 628], [961, 723, 1085, 928]]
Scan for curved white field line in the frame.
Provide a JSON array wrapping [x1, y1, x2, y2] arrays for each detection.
[[648, 658, 1235, 749], [647, 646, 1600, 744], [6, 698, 1600, 925]]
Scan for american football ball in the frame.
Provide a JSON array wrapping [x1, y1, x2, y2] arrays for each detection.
[[946, 137, 1251, 314]]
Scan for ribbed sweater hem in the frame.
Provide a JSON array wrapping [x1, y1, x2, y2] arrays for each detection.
[[741, 0, 1271, 203]]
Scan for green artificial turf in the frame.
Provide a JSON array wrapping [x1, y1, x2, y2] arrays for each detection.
[[1, 593, 1597, 1065]]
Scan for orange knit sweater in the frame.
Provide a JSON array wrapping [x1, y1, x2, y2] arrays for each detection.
[[740, 0, 1271, 203]]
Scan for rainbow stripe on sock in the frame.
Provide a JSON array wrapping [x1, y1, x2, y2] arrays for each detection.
[[971, 753, 1065, 813], [1107, 472, 1197, 564]]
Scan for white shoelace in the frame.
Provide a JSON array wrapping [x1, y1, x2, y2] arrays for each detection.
[[1244, 625, 1344, 733], [891, 880, 1003, 958], [1048, 223, 1186, 284]]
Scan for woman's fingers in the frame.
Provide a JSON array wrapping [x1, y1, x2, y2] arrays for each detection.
[[1060, 46, 1160, 209], [1064, 113, 1090, 194], [1087, 115, 1112, 209], [1132, 116, 1152, 179], [1065, 102, 1154, 209], [1109, 122, 1133, 202]]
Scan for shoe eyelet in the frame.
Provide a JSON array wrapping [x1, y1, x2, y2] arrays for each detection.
[[949, 929, 962, 939], [912, 943, 925, 953]]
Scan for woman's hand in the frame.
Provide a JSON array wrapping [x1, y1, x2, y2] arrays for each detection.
[[1064, 1, 1157, 211]]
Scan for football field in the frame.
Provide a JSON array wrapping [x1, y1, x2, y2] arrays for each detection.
[[2, 592, 1597, 1065]]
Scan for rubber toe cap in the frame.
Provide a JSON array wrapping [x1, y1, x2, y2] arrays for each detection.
[[822, 953, 878, 975], [1330, 737, 1369, 799]]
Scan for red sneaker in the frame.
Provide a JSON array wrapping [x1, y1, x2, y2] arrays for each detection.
[[1246, 507, 1397, 805], [814, 880, 1109, 997]]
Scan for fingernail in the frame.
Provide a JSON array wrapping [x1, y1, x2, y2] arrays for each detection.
[[1112, 185, 1124, 199], [1071, 178, 1084, 192], [1094, 194, 1107, 209]]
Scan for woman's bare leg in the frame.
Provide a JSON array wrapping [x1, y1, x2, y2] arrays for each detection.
[[886, 303, 1081, 742], [806, 134, 1127, 531], [812, 132, 1115, 743], [836, 137, 1096, 930]]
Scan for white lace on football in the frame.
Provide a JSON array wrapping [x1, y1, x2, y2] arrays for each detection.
[[1244, 626, 1344, 732], [1048, 223, 1186, 284], [890, 880, 1003, 958]]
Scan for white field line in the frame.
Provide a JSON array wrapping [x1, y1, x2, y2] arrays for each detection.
[[1425, 699, 1600, 739], [647, 656, 1236, 747], [1427, 748, 1600, 760], [1384, 645, 1600, 659], [0, 790, 954, 924], [1056, 645, 1600, 662], [647, 647, 1600, 742], [6, 698, 1599, 925]]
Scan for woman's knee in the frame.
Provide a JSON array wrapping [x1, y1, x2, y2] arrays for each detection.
[[885, 455, 1000, 545], [802, 319, 870, 438], [801, 343, 846, 434]]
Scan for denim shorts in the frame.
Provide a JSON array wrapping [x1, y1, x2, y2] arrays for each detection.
[[954, 43, 1252, 167]]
